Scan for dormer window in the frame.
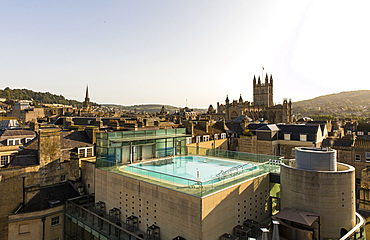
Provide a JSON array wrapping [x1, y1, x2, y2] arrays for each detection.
[[186, 137, 192, 145], [221, 133, 226, 139], [214, 134, 218, 140], [347, 130, 352, 135], [284, 134, 291, 141], [357, 131, 364, 136], [203, 135, 210, 142], [300, 134, 307, 141], [1, 155, 9, 166], [25, 137, 34, 143], [196, 136, 201, 143], [78, 147, 94, 158], [7, 138, 21, 146]]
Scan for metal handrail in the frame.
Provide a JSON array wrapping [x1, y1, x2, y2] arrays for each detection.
[[339, 212, 365, 240]]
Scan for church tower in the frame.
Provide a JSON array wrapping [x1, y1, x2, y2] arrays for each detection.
[[253, 74, 273, 107], [83, 85, 90, 110]]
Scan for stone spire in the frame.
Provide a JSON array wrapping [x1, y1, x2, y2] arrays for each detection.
[[83, 85, 90, 110], [85, 85, 89, 99]]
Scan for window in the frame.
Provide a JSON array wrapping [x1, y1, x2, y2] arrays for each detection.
[[51, 216, 60, 226], [19, 224, 30, 234], [203, 135, 210, 142], [214, 134, 218, 140], [186, 137, 192, 145], [280, 147, 286, 156], [366, 152, 370, 162], [368, 132, 370, 135], [300, 134, 307, 141], [7, 139, 21, 146], [284, 134, 290, 140], [221, 133, 226, 139], [355, 154, 361, 162], [78, 147, 94, 158], [358, 131, 364, 136], [60, 175, 66, 182], [1, 155, 9, 166], [347, 130, 352, 135], [195, 136, 201, 143], [25, 138, 34, 143]]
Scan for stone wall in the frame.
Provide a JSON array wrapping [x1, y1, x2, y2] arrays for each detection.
[[238, 136, 277, 155], [187, 139, 228, 150], [8, 206, 63, 240], [81, 160, 95, 194]]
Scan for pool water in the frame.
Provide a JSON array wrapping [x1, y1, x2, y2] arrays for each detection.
[[124, 156, 257, 185]]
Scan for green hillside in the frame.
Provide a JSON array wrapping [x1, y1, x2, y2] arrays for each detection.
[[103, 104, 206, 114], [0, 87, 87, 108], [294, 90, 370, 118]]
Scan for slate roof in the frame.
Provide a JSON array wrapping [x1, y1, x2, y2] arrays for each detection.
[[17, 182, 80, 214], [0, 119, 21, 129], [255, 124, 279, 132], [322, 139, 354, 148], [358, 123, 370, 132], [247, 123, 268, 131], [7, 130, 93, 167], [231, 115, 253, 124], [277, 124, 319, 142], [0, 129, 36, 147], [0, 129, 36, 139], [193, 124, 226, 136], [226, 123, 244, 136]]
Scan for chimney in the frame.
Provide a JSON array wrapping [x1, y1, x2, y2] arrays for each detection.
[[38, 128, 61, 167]]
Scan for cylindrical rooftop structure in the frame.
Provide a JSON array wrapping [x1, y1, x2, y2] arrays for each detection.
[[295, 147, 337, 171]]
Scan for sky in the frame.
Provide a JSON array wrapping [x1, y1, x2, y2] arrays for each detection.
[[0, 0, 369, 108]]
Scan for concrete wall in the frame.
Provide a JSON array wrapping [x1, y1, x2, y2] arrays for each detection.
[[201, 173, 270, 239], [280, 163, 356, 239], [95, 168, 270, 240]]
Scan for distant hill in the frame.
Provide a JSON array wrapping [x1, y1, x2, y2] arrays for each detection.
[[294, 90, 370, 118], [103, 104, 206, 114], [0, 87, 87, 108]]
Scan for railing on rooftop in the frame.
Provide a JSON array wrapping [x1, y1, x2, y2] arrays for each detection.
[[64, 194, 145, 240], [96, 147, 285, 197], [339, 212, 366, 240]]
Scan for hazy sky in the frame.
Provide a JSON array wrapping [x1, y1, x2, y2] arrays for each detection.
[[1, 1, 369, 108]]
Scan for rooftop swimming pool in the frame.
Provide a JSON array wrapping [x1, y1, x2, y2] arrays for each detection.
[[121, 156, 259, 185]]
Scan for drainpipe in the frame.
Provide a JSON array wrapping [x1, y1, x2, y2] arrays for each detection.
[[41, 217, 46, 240], [22, 176, 25, 205]]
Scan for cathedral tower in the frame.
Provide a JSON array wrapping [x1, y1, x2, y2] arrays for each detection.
[[253, 74, 273, 107]]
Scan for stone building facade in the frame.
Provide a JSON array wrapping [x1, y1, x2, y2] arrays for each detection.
[[216, 74, 293, 123]]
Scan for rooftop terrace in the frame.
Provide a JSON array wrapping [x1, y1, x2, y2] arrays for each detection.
[[96, 146, 286, 197]]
